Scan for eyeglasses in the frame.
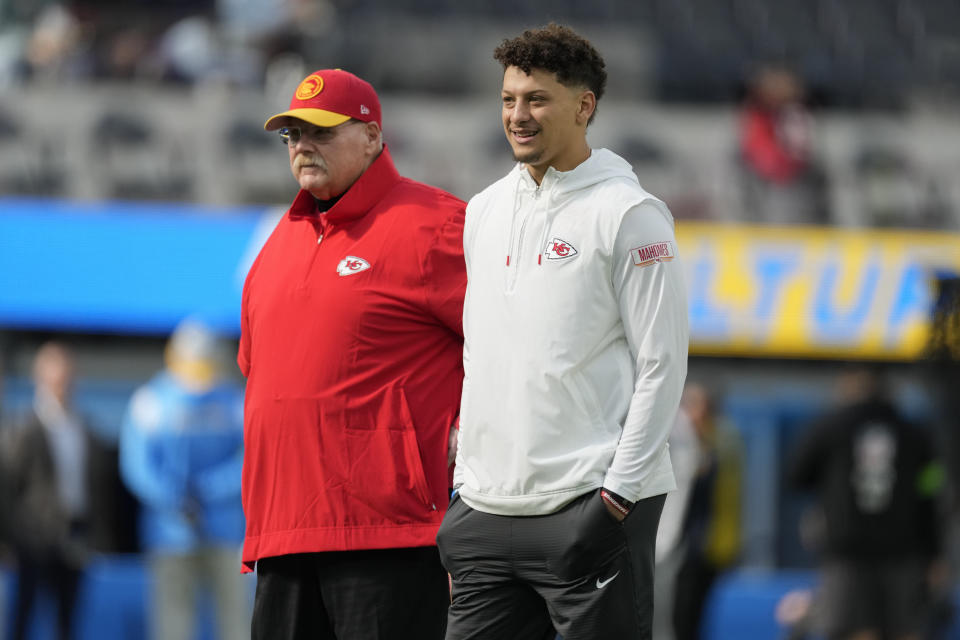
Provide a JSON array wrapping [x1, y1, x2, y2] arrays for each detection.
[[278, 120, 360, 145]]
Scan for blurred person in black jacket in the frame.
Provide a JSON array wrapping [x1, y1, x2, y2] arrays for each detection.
[[671, 382, 744, 640], [1, 341, 134, 640], [788, 366, 946, 640]]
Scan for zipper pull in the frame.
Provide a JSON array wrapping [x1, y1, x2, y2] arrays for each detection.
[[314, 217, 327, 245]]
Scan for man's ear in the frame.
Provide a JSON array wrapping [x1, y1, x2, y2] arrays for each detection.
[[364, 121, 382, 144], [576, 91, 597, 126]]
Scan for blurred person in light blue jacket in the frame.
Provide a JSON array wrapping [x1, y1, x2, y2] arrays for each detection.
[[120, 318, 248, 640]]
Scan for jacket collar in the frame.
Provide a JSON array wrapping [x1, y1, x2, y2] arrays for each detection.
[[513, 148, 638, 197], [287, 145, 401, 224]]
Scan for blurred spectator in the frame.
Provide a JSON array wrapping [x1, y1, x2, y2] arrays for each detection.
[[155, 15, 219, 84], [215, 0, 326, 86], [670, 381, 744, 640], [654, 408, 700, 640], [926, 273, 960, 510], [0, 0, 58, 85], [788, 366, 947, 640], [148, 0, 338, 87], [0, 341, 128, 640], [96, 25, 151, 80], [737, 65, 829, 226], [22, 4, 93, 82], [119, 318, 248, 640]]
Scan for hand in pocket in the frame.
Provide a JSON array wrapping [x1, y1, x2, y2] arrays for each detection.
[[547, 490, 626, 581]]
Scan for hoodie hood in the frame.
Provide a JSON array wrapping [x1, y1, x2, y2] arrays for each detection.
[[514, 148, 640, 199]]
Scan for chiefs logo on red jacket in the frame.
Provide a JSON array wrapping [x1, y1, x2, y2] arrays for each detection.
[[337, 256, 371, 276]]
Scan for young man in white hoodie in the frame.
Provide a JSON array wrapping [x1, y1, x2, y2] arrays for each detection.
[[436, 23, 689, 640]]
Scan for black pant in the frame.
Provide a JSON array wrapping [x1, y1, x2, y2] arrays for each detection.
[[252, 547, 449, 640], [13, 553, 82, 640], [438, 490, 666, 640]]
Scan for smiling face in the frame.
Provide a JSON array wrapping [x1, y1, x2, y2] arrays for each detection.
[[282, 118, 382, 200], [501, 66, 595, 183]]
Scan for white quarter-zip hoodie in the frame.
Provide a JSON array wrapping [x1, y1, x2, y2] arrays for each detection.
[[455, 148, 689, 516]]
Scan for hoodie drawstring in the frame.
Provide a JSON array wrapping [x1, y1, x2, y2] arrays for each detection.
[[505, 174, 522, 267], [535, 178, 561, 268]]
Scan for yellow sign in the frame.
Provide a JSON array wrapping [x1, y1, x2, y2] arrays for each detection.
[[675, 223, 960, 360]]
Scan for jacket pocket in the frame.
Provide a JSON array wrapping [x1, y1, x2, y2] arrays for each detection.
[[341, 387, 436, 524]]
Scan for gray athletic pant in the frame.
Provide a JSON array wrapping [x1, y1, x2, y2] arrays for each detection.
[[437, 488, 666, 640], [150, 546, 250, 640]]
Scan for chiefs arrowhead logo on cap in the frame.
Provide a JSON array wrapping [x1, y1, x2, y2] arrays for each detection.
[[296, 74, 325, 100]]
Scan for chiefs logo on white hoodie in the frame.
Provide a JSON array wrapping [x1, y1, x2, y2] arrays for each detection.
[[543, 238, 579, 260]]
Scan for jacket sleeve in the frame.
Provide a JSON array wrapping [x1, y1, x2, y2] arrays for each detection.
[[119, 385, 186, 510], [603, 201, 689, 501], [238, 243, 267, 378], [422, 205, 467, 338], [0, 424, 30, 546], [238, 273, 253, 378], [2, 421, 65, 551]]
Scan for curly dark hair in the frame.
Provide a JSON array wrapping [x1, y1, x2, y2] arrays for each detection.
[[494, 23, 607, 123]]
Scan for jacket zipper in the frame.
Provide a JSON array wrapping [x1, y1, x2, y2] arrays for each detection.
[[506, 184, 541, 292], [300, 216, 328, 288]]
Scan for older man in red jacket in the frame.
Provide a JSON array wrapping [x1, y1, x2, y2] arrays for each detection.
[[239, 68, 466, 640]]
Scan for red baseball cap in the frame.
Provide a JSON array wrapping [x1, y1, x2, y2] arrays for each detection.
[[263, 69, 382, 131]]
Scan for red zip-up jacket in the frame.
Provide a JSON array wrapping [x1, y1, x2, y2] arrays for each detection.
[[238, 147, 466, 571]]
